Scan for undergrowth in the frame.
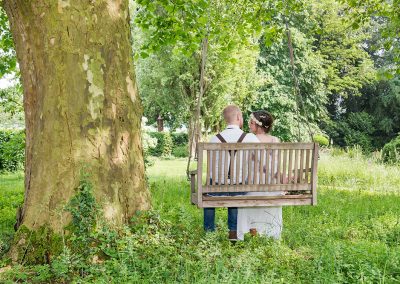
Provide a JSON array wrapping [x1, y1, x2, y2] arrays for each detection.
[[0, 153, 399, 283]]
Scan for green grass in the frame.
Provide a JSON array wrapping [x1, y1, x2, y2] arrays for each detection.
[[0, 172, 24, 257], [1, 152, 400, 283]]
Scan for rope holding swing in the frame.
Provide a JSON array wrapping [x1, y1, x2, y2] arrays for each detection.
[[282, 4, 315, 142], [186, 36, 209, 180]]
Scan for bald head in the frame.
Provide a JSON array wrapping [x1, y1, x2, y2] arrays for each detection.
[[223, 105, 243, 126]]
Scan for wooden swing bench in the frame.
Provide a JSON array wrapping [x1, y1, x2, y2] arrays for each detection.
[[190, 142, 319, 208]]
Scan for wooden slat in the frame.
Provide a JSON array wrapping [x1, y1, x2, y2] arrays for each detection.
[[224, 150, 229, 187], [311, 143, 319, 205], [235, 151, 240, 184], [206, 150, 210, 186], [271, 149, 276, 184], [242, 150, 247, 186], [218, 150, 223, 191], [288, 149, 293, 183], [197, 144, 203, 207], [293, 149, 298, 184], [265, 149, 271, 184], [212, 150, 216, 187], [299, 149, 304, 183], [202, 183, 311, 193], [305, 149, 311, 183], [254, 150, 259, 185], [259, 149, 265, 184], [203, 194, 312, 201], [230, 149, 234, 185], [200, 142, 315, 151], [248, 150, 253, 185], [201, 198, 312, 208], [276, 149, 281, 184], [282, 149, 287, 184]]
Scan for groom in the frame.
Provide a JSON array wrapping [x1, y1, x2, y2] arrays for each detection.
[[204, 105, 259, 240]]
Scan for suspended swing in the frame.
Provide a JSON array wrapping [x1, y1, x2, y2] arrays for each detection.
[[188, 10, 319, 208]]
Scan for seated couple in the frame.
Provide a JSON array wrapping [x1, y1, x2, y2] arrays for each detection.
[[204, 105, 282, 241]]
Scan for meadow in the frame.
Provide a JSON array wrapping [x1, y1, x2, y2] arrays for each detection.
[[0, 149, 400, 283]]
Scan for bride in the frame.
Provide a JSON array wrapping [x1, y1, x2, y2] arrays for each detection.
[[237, 110, 283, 240]]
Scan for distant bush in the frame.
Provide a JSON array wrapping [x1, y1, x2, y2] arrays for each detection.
[[161, 132, 173, 157], [382, 136, 400, 164], [141, 117, 158, 168], [172, 144, 188, 158], [149, 132, 188, 157], [313, 134, 329, 147], [324, 112, 375, 153], [171, 133, 188, 146], [0, 130, 25, 172]]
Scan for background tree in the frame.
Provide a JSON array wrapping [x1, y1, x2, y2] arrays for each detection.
[[134, 0, 267, 157], [250, 28, 327, 141]]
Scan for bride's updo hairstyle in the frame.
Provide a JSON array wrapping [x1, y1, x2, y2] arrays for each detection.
[[251, 110, 274, 133]]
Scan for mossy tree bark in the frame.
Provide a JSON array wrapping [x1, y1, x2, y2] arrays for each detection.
[[2, 0, 150, 260]]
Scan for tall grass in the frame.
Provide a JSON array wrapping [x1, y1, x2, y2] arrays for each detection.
[[0, 152, 399, 283]]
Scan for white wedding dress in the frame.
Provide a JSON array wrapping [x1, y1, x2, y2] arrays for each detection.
[[237, 150, 283, 241]]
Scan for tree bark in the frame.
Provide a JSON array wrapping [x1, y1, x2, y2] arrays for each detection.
[[3, 0, 150, 236]]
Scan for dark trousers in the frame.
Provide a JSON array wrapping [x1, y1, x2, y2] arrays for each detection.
[[203, 191, 243, 231], [204, 205, 238, 232]]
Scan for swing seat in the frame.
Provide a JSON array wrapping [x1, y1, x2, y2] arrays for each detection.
[[190, 142, 319, 208]]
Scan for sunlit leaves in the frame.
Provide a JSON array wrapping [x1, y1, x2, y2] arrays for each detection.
[[0, 7, 17, 77]]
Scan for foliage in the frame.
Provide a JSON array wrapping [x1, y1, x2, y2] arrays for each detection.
[[133, 0, 267, 134], [342, 0, 400, 75], [66, 178, 99, 248], [307, 0, 376, 102], [0, 7, 17, 78], [0, 129, 25, 172], [161, 132, 173, 157], [313, 134, 329, 147], [0, 172, 23, 261], [171, 132, 188, 146], [141, 117, 158, 168], [148, 132, 189, 158], [134, 0, 266, 57], [250, 27, 327, 141], [382, 135, 400, 165], [148, 132, 173, 157], [0, 83, 23, 117], [134, 32, 261, 133], [172, 144, 188, 158]]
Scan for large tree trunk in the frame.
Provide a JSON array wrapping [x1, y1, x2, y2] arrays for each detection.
[[3, 0, 150, 254]]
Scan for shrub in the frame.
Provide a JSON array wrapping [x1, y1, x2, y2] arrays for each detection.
[[148, 132, 163, 156], [323, 112, 375, 152], [313, 134, 329, 147], [149, 132, 188, 157], [382, 136, 400, 164], [141, 118, 158, 168], [172, 144, 188, 158], [171, 133, 188, 146], [0, 130, 25, 172], [344, 130, 373, 153], [161, 132, 173, 157]]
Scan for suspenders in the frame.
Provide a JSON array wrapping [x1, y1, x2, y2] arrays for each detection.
[[215, 132, 247, 180], [216, 132, 247, 144]]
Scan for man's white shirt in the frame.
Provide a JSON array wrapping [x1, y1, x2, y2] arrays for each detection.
[[209, 125, 259, 184]]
